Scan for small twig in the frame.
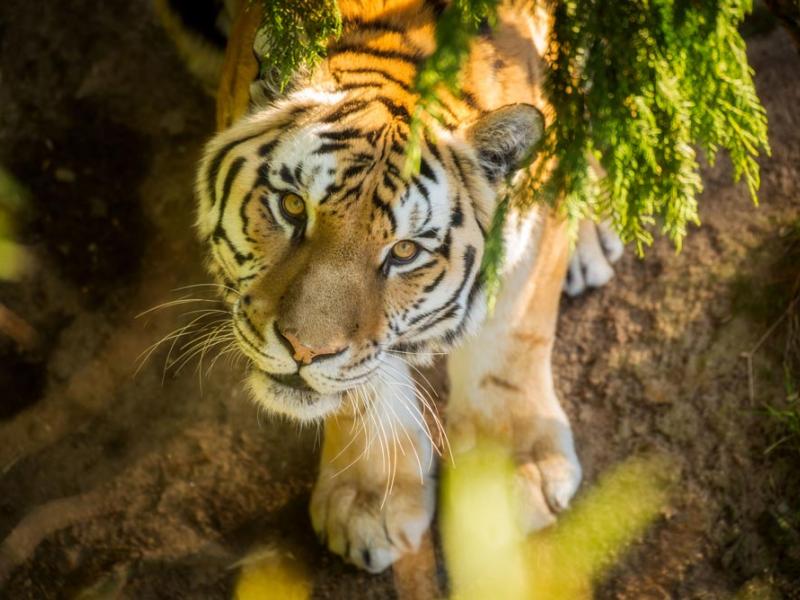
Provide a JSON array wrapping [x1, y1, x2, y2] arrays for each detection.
[[741, 295, 800, 406], [0, 302, 37, 352]]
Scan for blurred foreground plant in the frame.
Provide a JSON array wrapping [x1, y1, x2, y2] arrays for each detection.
[[234, 546, 311, 600], [0, 166, 30, 280], [441, 438, 674, 599]]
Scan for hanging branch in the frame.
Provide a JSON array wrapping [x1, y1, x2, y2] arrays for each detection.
[[253, 0, 770, 260]]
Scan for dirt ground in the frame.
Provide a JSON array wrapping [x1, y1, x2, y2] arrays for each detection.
[[0, 1, 798, 598]]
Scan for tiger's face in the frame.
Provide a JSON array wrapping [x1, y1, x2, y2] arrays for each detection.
[[196, 92, 542, 421]]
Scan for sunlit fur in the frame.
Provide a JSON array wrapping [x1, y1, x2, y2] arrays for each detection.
[[193, 0, 549, 420], [194, 0, 588, 573]]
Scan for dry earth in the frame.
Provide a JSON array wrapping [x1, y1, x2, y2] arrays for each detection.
[[0, 1, 798, 598]]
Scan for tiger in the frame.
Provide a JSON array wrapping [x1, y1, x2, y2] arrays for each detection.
[[179, 0, 623, 573]]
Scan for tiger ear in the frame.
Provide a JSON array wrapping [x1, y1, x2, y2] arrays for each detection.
[[466, 104, 545, 185]]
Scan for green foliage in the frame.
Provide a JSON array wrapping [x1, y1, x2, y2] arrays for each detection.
[[404, 0, 501, 175], [256, 0, 342, 92], [0, 166, 30, 280], [479, 194, 509, 314], [441, 438, 673, 599], [543, 0, 770, 254]]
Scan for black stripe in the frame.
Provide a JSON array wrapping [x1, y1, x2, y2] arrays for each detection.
[[407, 245, 476, 327], [218, 157, 246, 218], [449, 147, 470, 186], [422, 269, 446, 293], [213, 157, 254, 266], [339, 82, 385, 92], [425, 0, 447, 17], [420, 196, 433, 231], [212, 234, 253, 266], [439, 245, 477, 310], [402, 258, 438, 275], [342, 17, 407, 35], [412, 176, 430, 201], [319, 128, 362, 141], [451, 201, 464, 228], [419, 157, 438, 182], [461, 91, 482, 111], [342, 163, 369, 179], [372, 189, 397, 231], [422, 304, 461, 331], [425, 137, 442, 163], [374, 96, 411, 120], [438, 230, 452, 258], [239, 190, 254, 240], [258, 138, 279, 157], [314, 141, 350, 154], [333, 68, 412, 91], [329, 43, 424, 66], [382, 172, 398, 193], [257, 192, 281, 229], [206, 132, 262, 206], [324, 179, 364, 207], [443, 278, 485, 344], [474, 211, 488, 239], [256, 164, 283, 192], [323, 181, 344, 198], [279, 164, 295, 185], [322, 100, 370, 123]]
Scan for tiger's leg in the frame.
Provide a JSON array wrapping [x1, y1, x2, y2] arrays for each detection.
[[310, 356, 436, 573], [448, 210, 582, 531], [565, 155, 625, 296], [563, 219, 624, 297]]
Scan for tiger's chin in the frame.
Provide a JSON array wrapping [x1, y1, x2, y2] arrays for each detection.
[[246, 369, 343, 422]]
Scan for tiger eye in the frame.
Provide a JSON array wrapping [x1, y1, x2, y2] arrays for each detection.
[[391, 240, 420, 263], [280, 193, 306, 219]]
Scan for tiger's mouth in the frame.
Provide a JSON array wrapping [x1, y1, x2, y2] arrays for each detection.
[[263, 370, 316, 394], [248, 368, 343, 421]]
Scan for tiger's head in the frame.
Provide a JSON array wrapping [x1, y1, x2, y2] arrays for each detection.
[[196, 91, 543, 421]]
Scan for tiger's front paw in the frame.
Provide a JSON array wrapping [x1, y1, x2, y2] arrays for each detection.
[[310, 473, 435, 573], [515, 450, 582, 532], [564, 219, 624, 297]]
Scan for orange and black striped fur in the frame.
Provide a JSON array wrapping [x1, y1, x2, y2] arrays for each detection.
[[191, 0, 618, 572]]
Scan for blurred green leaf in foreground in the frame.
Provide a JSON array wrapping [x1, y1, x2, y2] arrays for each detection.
[[441, 438, 676, 599], [0, 166, 30, 280]]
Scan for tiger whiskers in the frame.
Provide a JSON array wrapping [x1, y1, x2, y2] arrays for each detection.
[[171, 282, 241, 297], [327, 357, 443, 499], [375, 367, 433, 479], [205, 339, 240, 377], [377, 355, 451, 466], [381, 346, 449, 358], [376, 376, 425, 491], [135, 309, 228, 378], [135, 296, 225, 319], [168, 318, 234, 370], [328, 388, 374, 480], [365, 378, 398, 507], [134, 288, 244, 385]]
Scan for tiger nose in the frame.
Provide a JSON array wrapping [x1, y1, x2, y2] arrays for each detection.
[[275, 324, 345, 366]]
